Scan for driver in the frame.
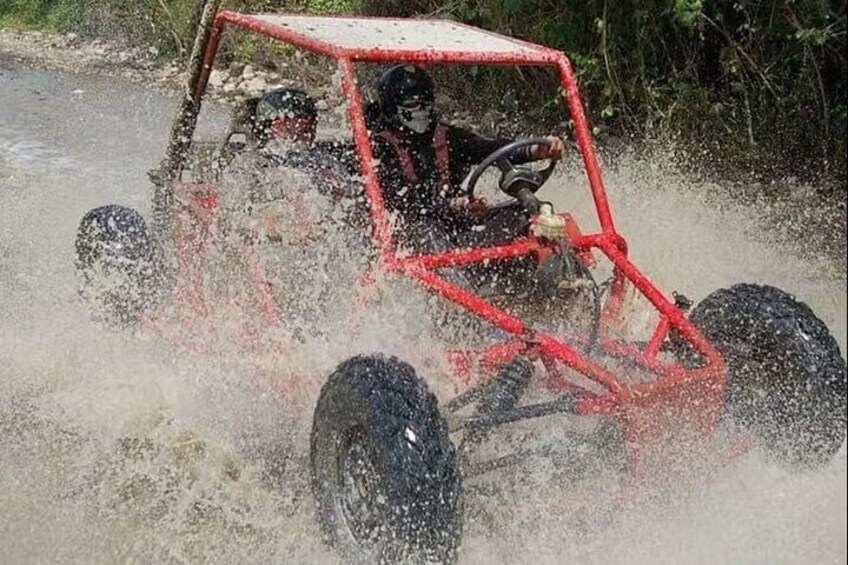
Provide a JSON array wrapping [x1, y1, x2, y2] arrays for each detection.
[[370, 64, 564, 252]]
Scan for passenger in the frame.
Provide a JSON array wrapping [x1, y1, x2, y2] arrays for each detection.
[[222, 87, 361, 243], [219, 88, 367, 336]]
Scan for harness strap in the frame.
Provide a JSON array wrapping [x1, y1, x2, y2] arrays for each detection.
[[376, 130, 418, 183], [376, 125, 451, 191], [432, 125, 451, 193]]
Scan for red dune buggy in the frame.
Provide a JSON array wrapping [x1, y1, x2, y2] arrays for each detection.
[[74, 7, 846, 564]]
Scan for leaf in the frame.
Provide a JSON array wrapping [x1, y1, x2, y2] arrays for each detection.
[[794, 28, 830, 46], [503, 0, 524, 16], [673, 0, 702, 28]]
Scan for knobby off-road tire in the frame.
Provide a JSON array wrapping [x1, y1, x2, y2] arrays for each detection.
[[310, 355, 462, 564], [74, 205, 164, 326], [688, 283, 847, 468]]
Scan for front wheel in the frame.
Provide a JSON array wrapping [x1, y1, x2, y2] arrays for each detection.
[[310, 355, 462, 564], [687, 283, 846, 468]]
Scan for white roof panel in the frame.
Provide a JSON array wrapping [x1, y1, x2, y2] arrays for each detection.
[[245, 14, 553, 61]]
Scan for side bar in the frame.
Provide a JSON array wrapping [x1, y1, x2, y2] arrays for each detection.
[[645, 316, 671, 362], [339, 58, 395, 262], [397, 238, 546, 270], [595, 239, 722, 363], [556, 54, 617, 236]]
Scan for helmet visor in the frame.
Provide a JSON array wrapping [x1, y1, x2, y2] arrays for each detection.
[[397, 97, 434, 134]]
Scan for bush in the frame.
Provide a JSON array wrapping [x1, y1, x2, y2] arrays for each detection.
[[2, 0, 845, 184], [369, 0, 846, 183], [0, 0, 74, 29]]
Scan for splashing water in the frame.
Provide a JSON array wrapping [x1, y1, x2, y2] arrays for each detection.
[[1, 62, 845, 564]]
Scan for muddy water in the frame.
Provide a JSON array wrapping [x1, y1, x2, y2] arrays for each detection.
[[1, 60, 845, 564]]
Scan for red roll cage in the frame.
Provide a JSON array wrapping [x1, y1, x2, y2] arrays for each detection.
[[180, 12, 729, 472]]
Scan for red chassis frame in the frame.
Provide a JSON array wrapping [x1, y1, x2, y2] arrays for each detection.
[[163, 12, 735, 474]]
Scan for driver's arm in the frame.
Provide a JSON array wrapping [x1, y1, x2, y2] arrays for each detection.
[[449, 127, 564, 167], [443, 127, 563, 216]]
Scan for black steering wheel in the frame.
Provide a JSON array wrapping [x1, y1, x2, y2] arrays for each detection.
[[465, 138, 557, 214]]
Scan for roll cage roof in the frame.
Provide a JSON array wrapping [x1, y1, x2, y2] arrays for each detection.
[[214, 13, 561, 64], [197, 12, 618, 255]]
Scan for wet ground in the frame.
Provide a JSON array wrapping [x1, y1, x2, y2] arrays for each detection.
[[1, 57, 846, 564]]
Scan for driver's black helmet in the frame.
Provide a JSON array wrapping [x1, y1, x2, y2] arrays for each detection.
[[377, 65, 436, 135], [253, 87, 317, 142]]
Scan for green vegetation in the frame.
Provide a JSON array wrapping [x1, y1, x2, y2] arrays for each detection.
[[0, 0, 72, 29], [2, 0, 845, 185]]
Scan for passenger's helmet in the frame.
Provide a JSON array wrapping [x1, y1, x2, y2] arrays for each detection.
[[254, 87, 318, 144], [377, 65, 436, 135]]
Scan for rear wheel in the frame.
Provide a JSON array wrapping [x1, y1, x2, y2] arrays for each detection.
[[687, 283, 846, 468], [310, 354, 462, 564], [74, 205, 164, 326]]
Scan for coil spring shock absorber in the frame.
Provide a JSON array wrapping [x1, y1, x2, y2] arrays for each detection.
[[466, 357, 533, 443]]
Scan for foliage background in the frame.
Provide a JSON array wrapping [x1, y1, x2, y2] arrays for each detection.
[[2, 0, 846, 186]]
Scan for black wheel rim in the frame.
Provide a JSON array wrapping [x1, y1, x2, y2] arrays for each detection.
[[336, 429, 385, 547]]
